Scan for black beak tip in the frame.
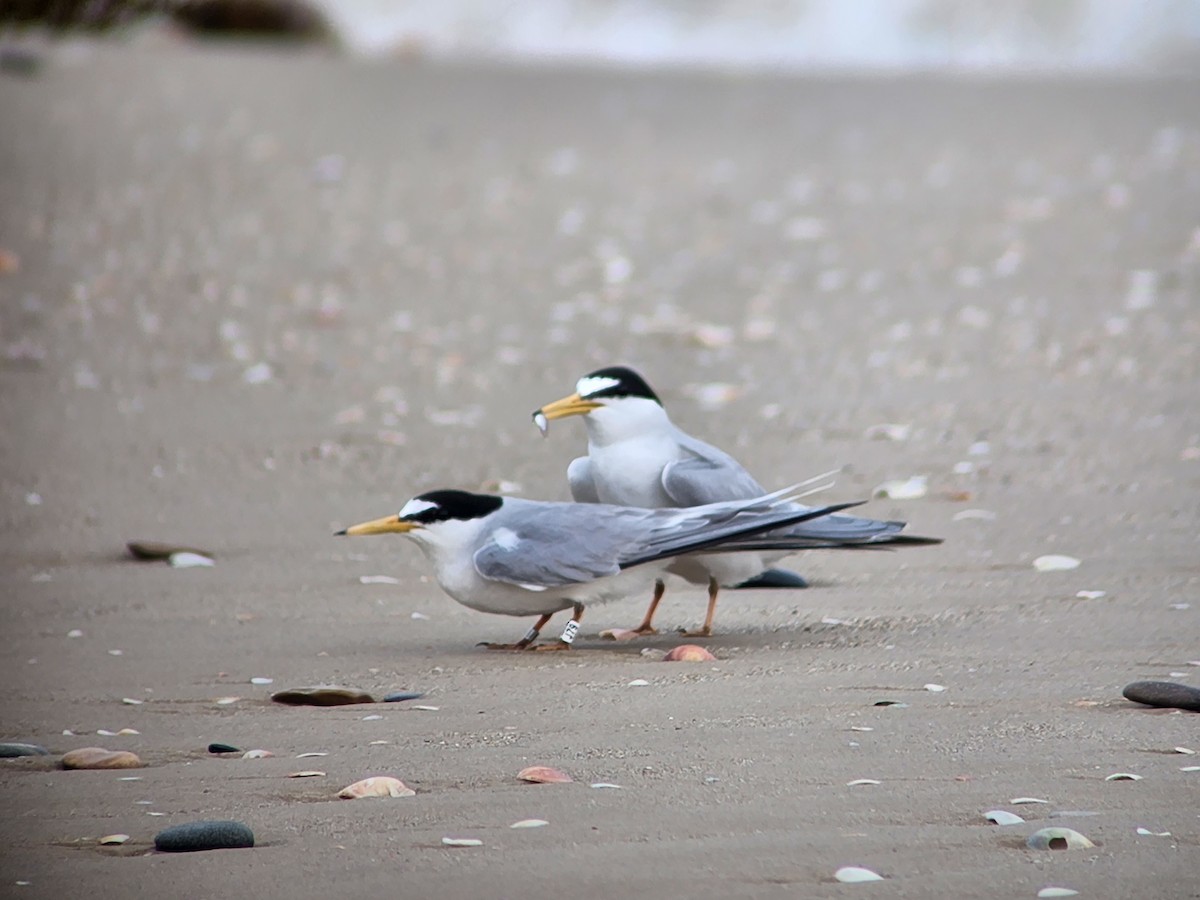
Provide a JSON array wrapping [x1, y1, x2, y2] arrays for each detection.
[[334, 528, 347, 536]]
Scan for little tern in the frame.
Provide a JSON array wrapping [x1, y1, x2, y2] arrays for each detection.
[[534, 366, 941, 637], [337, 487, 863, 650]]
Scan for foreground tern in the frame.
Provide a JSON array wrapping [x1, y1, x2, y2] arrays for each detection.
[[337, 487, 862, 650], [534, 366, 941, 637]]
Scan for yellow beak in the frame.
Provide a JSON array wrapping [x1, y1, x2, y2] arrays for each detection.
[[534, 393, 601, 432], [336, 515, 420, 536]]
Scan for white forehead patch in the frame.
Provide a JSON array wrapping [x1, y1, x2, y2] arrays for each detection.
[[576, 375, 621, 398], [492, 527, 521, 551], [399, 498, 439, 519]]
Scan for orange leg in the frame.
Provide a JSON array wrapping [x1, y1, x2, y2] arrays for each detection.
[[531, 603, 584, 651], [601, 580, 664, 640], [479, 613, 552, 651], [680, 577, 719, 638]]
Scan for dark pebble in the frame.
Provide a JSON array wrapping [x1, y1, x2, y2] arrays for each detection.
[[1122, 681, 1200, 712], [154, 820, 254, 853], [271, 686, 374, 706], [383, 691, 425, 703], [207, 743, 241, 754], [0, 742, 51, 758]]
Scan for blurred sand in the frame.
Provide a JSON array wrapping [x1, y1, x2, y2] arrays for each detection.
[[1, 42, 1198, 898]]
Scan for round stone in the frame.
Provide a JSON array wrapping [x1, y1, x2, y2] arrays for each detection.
[[0, 742, 51, 758], [61, 747, 142, 769], [1122, 681, 1200, 712], [154, 820, 254, 852], [270, 686, 375, 706]]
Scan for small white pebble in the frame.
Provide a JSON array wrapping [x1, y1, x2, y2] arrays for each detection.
[[834, 866, 884, 884], [441, 837, 483, 847], [510, 819, 548, 829], [108, 649, 123, 656], [359, 575, 400, 585], [67, 629, 83, 638], [250, 677, 273, 685], [846, 778, 881, 786], [627, 679, 650, 687], [1075, 590, 1106, 599], [924, 683, 946, 692], [873, 475, 927, 500], [121, 698, 143, 705], [361, 714, 383, 721], [1033, 555, 1080, 572], [410, 611, 429, 620], [25, 492, 42, 505]]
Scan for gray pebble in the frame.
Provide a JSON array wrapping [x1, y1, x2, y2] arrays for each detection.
[[0, 742, 51, 758], [382, 691, 425, 703], [1122, 681, 1200, 712], [154, 820, 254, 853], [207, 743, 241, 754]]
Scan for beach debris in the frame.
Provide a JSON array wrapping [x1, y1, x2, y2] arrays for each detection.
[[168, 552, 215, 569], [383, 691, 425, 703], [873, 700, 908, 708], [338, 777, 415, 799], [628, 679, 650, 687], [1105, 772, 1142, 781], [287, 770, 325, 778], [68, 629, 83, 638], [98, 834, 129, 845], [242, 750, 273, 759], [271, 686, 375, 706], [864, 423, 912, 442], [834, 866, 884, 883], [242, 362, 273, 385], [127, 541, 214, 561], [1010, 797, 1050, 805], [0, 743, 50, 758], [849, 726, 874, 732], [984, 810, 1025, 825], [1182, 766, 1200, 772], [296, 752, 327, 758], [518, 766, 572, 784], [1033, 555, 1080, 572], [873, 475, 927, 500], [1174, 747, 1196, 755], [411, 705, 439, 711], [845, 779, 881, 786], [1136, 827, 1171, 837], [250, 677, 273, 685], [154, 820, 254, 853], [359, 575, 400, 585], [442, 837, 483, 847], [1075, 590, 1106, 599], [924, 683, 946, 692], [215, 697, 241, 706], [664, 645, 716, 662], [590, 783, 623, 789], [510, 819, 549, 829], [1026, 827, 1095, 850], [207, 743, 240, 754], [361, 714, 383, 721], [953, 508, 996, 521], [61, 748, 141, 770], [121, 697, 144, 705], [1122, 681, 1200, 712], [1037, 889, 1079, 898]]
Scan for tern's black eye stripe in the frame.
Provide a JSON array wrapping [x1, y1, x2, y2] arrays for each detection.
[[578, 366, 661, 404], [402, 490, 503, 523]]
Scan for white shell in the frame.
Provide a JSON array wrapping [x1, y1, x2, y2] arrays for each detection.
[[590, 782, 623, 789], [627, 679, 650, 687], [1075, 590, 1106, 599], [168, 552, 215, 568], [1136, 827, 1171, 836], [846, 779, 882, 786], [242, 749, 273, 759], [359, 575, 400, 585], [872, 475, 928, 500], [953, 508, 997, 521], [1105, 772, 1142, 781], [1010, 797, 1050, 804], [1173, 747, 1195, 755], [250, 677, 273, 685], [1033, 555, 1080, 572], [924, 683, 946, 692], [510, 819, 549, 829], [99, 834, 130, 845], [1026, 827, 1095, 850], [441, 837, 483, 847], [338, 776, 415, 799], [984, 810, 1025, 825], [1037, 889, 1080, 898], [834, 866, 884, 883]]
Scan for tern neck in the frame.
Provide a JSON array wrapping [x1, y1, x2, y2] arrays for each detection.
[[583, 397, 673, 448]]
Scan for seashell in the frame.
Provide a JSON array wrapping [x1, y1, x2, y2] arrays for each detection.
[[359, 575, 400, 585], [295, 752, 327, 758], [1175, 747, 1196, 755], [1105, 772, 1142, 781], [924, 683, 946, 692], [849, 726, 874, 732], [864, 423, 912, 442], [68, 629, 83, 638], [1033, 555, 1080, 572], [270, 686, 375, 706], [518, 766, 572, 784], [873, 700, 908, 708], [872, 475, 927, 500], [61, 748, 142, 770], [288, 770, 325, 778], [0, 742, 51, 758], [168, 552, 215, 568], [121, 698, 143, 705], [99, 834, 130, 845], [627, 679, 650, 687], [1122, 681, 1200, 712], [116, 729, 139, 736], [411, 705, 439, 712], [215, 697, 240, 705], [1026, 827, 1095, 850], [1010, 797, 1049, 804], [845, 779, 881, 786], [664, 645, 716, 662], [984, 810, 1025, 825], [97, 730, 117, 737], [510, 819, 548, 829], [1136, 827, 1171, 836], [250, 677, 273, 685], [361, 714, 383, 721], [154, 820, 254, 852], [1037, 889, 1079, 898], [952, 508, 996, 521], [337, 776, 415, 799], [207, 743, 240, 754], [242, 749, 273, 759], [590, 783, 622, 789], [834, 866, 884, 883], [441, 837, 482, 847], [127, 541, 213, 561]]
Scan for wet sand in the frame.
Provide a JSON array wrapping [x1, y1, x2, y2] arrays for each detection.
[[1, 42, 1198, 898]]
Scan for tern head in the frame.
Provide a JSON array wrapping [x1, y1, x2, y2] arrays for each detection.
[[534, 366, 667, 440], [337, 490, 504, 539]]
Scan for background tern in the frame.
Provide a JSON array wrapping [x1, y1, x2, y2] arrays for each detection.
[[534, 366, 942, 638]]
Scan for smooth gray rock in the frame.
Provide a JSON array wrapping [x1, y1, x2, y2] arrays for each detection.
[[154, 820, 254, 852]]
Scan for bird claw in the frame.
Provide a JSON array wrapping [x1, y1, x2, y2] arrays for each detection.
[[528, 640, 571, 652], [477, 641, 532, 652], [677, 627, 713, 639]]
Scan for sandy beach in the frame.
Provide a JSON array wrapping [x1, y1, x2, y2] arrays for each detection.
[[1, 39, 1198, 898]]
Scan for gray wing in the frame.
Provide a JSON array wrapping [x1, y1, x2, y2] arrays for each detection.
[[712, 508, 941, 551], [566, 456, 601, 504], [660, 429, 767, 506]]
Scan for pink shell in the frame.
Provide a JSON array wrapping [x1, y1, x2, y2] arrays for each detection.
[[663, 645, 717, 662], [517, 766, 573, 784], [337, 776, 415, 799]]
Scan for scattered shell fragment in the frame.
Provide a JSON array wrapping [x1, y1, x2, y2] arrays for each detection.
[[359, 575, 400, 585], [99, 834, 130, 845], [849, 726, 874, 732], [834, 866, 884, 884], [1136, 827, 1171, 837], [873, 700, 908, 708], [338, 776, 415, 799], [411, 705, 439, 712], [288, 770, 326, 778], [61, 748, 142, 770], [518, 766, 572, 784], [121, 697, 144, 705], [873, 475, 928, 500], [441, 837, 482, 847], [117, 728, 139, 736], [215, 697, 240, 706], [1105, 772, 1142, 781], [361, 714, 383, 721], [1010, 797, 1050, 805], [1075, 590, 1106, 599], [1037, 889, 1080, 898], [250, 677, 273, 685], [510, 819, 549, 829], [1181, 766, 1200, 772], [1122, 681, 1200, 712], [127, 541, 213, 561], [67, 629, 83, 638], [1033, 555, 1080, 572], [168, 552, 215, 569], [242, 749, 273, 759], [627, 679, 650, 687], [984, 810, 1025, 825], [296, 752, 328, 758], [924, 683, 946, 692], [664, 645, 716, 662], [97, 730, 117, 737], [864, 423, 912, 442], [590, 783, 622, 789], [270, 686, 375, 706], [1026, 827, 1095, 850], [952, 508, 996, 521], [846, 779, 881, 786], [1174, 747, 1196, 755]]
